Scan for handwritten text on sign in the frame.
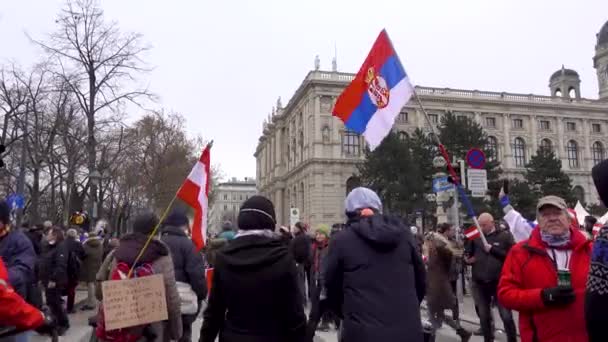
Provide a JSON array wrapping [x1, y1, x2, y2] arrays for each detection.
[[102, 274, 168, 331]]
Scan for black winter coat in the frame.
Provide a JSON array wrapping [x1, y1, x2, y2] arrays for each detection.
[[39, 240, 69, 288], [161, 225, 207, 300], [289, 233, 311, 266], [465, 228, 515, 284], [324, 215, 426, 342], [64, 237, 85, 282], [200, 234, 307, 342]]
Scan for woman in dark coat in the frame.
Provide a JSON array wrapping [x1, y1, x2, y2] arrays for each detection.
[[161, 210, 207, 342], [425, 224, 471, 342], [79, 229, 104, 310], [200, 196, 306, 342]]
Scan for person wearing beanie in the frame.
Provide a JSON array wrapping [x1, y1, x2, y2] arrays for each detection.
[[217, 221, 236, 241], [161, 209, 207, 342], [200, 195, 306, 342], [586, 159, 608, 342], [324, 187, 427, 342], [95, 211, 183, 341], [306, 224, 336, 337]]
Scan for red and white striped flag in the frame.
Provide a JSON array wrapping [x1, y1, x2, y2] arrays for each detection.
[[177, 145, 211, 251], [464, 225, 481, 241]]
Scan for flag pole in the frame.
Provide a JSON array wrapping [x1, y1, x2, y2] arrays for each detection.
[[411, 88, 489, 246], [127, 140, 214, 277]]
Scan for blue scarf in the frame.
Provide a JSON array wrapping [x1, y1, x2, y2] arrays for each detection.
[[540, 229, 571, 247]]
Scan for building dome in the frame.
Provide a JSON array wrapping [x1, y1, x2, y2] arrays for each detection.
[[598, 20, 608, 46], [550, 67, 579, 82]]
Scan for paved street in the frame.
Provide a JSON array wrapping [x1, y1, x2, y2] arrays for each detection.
[[27, 291, 519, 342]]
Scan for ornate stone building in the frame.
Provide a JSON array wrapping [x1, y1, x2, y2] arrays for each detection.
[[208, 177, 257, 235], [255, 21, 608, 227]]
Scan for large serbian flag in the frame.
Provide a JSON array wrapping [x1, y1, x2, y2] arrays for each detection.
[[333, 29, 414, 150], [177, 144, 211, 250]]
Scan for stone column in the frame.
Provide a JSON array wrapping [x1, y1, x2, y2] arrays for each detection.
[[582, 119, 592, 171], [502, 114, 512, 169], [530, 115, 538, 155], [474, 112, 482, 125], [275, 189, 283, 226], [557, 117, 565, 163]]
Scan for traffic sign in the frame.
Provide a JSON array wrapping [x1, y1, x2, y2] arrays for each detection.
[[467, 169, 488, 196], [466, 148, 486, 169], [432, 176, 454, 193], [7, 193, 24, 210]]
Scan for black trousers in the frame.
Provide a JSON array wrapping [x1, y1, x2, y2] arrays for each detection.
[[179, 313, 197, 342], [472, 281, 517, 342], [449, 280, 460, 321], [46, 287, 69, 328], [306, 283, 339, 340]]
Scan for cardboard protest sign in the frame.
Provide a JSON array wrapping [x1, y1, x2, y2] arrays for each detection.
[[101, 274, 168, 331]]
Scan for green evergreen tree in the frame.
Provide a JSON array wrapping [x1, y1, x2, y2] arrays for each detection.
[[506, 179, 538, 220], [437, 112, 502, 217], [357, 131, 426, 216], [525, 148, 576, 206]]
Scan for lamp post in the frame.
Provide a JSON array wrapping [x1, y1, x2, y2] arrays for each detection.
[[432, 156, 449, 224], [89, 170, 101, 220]]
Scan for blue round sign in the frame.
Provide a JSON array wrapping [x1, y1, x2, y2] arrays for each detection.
[[466, 148, 486, 169]]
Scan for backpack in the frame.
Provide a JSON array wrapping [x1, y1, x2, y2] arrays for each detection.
[[96, 261, 156, 342], [67, 250, 82, 279]]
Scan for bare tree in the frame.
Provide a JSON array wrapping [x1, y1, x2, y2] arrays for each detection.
[[31, 0, 152, 217]]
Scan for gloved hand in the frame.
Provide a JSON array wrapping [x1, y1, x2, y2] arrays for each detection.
[[35, 306, 56, 336], [541, 286, 575, 306]]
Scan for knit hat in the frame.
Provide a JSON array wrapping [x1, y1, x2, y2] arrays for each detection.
[[592, 159, 608, 205], [345, 187, 383, 213], [133, 211, 160, 235], [315, 224, 330, 238], [163, 209, 189, 227], [237, 195, 276, 230], [0, 201, 10, 225]]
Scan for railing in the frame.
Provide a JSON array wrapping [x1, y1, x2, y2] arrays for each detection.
[[307, 71, 355, 82]]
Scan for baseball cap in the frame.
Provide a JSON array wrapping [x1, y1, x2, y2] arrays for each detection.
[[537, 195, 568, 212]]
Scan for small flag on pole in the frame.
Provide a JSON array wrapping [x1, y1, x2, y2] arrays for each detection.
[[177, 144, 211, 251], [464, 226, 481, 241], [332, 29, 415, 150]]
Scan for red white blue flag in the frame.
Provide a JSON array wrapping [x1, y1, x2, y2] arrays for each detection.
[[333, 30, 414, 150]]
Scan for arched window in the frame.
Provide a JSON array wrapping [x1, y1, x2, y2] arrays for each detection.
[[554, 88, 562, 97], [540, 139, 553, 153], [573, 186, 585, 204], [567, 140, 579, 168], [485, 136, 498, 162], [512, 138, 526, 167], [342, 130, 361, 156], [592, 141, 605, 166], [398, 131, 409, 141]]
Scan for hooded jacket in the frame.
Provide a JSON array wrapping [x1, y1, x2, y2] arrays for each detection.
[[498, 227, 591, 342], [161, 225, 207, 300], [80, 236, 104, 283], [323, 215, 426, 342], [199, 234, 307, 342], [0, 230, 36, 298], [39, 240, 69, 288], [96, 234, 182, 342]]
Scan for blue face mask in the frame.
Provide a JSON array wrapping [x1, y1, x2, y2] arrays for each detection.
[[540, 229, 571, 247]]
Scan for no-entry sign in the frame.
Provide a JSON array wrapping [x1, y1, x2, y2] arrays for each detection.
[[466, 148, 486, 169]]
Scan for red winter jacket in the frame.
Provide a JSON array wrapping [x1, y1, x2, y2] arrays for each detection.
[[498, 228, 591, 342], [0, 257, 44, 330]]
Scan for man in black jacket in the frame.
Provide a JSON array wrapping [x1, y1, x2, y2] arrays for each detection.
[[40, 226, 70, 335], [465, 213, 517, 342], [161, 209, 207, 342], [289, 221, 311, 305], [324, 187, 426, 342], [200, 196, 306, 342]]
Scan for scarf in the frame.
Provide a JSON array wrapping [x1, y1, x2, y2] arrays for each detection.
[[540, 229, 571, 248]]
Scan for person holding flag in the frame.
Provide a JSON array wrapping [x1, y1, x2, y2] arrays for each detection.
[[465, 213, 517, 342]]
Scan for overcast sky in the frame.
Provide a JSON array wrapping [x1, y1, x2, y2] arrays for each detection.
[[1, 0, 607, 180]]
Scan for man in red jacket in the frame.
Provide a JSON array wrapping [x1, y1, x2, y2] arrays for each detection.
[[0, 256, 54, 334], [498, 195, 591, 342]]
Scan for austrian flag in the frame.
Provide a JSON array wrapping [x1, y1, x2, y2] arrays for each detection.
[[177, 145, 211, 251], [464, 226, 481, 241]]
